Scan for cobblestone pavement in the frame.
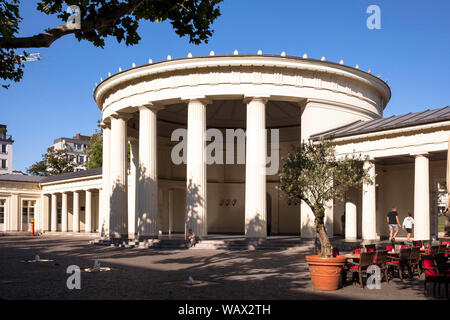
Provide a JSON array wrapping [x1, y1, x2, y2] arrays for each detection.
[[0, 235, 436, 300]]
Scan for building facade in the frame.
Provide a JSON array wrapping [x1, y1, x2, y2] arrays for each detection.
[[0, 124, 14, 174], [0, 54, 448, 241], [51, 133, 91, 171]]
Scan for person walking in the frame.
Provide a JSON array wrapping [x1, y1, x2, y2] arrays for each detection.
[[402, 212, 415, 242], [387, 207, 401, 241]]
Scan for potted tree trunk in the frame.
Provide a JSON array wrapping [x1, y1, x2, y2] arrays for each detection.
[[280, 140, 373, 291]]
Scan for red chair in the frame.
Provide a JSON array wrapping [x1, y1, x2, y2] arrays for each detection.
[[386, 245, 394, 252], [409, 247, 421, 277], [422, 255, 449, 298], [401, 245, 407, 249], [332, 248, 340, 257], [373, 250, 389, 282], [413, 240, 423, 248], [387, 247, 411, 280], [348, 252, 375, 288]]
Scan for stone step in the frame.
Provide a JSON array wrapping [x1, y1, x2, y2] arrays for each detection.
[[92, 237, 315, 250]]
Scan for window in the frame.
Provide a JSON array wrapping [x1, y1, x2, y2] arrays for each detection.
[[22, 200, 36, 224], [74, 143, 81, 150], [0, 159, 6, 169], [0, 199, 5, 224], [1, 144, 6, 153], [79, 156, 84, 162]]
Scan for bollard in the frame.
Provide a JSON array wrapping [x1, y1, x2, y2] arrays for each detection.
[[30, 218, 35, 236]]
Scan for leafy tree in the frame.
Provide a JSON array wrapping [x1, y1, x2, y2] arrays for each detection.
[[0, 0, 223, 88], [27, 146, 75, 176], [86, 129, 102, 169], [279, 140, 373, 257]]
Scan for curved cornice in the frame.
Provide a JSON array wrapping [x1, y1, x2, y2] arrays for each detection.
[[94, 54, 391, 112]]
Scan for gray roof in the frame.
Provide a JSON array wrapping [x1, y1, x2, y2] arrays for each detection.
[[311, 106, 450, 140], [0, 174, 44, 183], [40, 167, 102, 183], [0, 167, 102, 184]]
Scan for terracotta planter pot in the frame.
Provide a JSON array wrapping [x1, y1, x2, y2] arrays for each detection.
[[306, 255, 347, 291]]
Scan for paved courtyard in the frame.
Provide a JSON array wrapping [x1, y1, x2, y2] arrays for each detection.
[[0, 235, 436, 300]]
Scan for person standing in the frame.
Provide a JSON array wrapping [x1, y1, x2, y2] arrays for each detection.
[[402, 212, 415, 242], [387, 207, 401, 241]]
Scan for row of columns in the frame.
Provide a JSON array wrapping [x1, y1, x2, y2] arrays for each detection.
[[49, 189, 96, 233], [345, 154, 431, 241], [102, 97, 270, 239]]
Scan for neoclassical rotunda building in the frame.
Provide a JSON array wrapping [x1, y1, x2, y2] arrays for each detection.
[[1, 53, 448, 242]]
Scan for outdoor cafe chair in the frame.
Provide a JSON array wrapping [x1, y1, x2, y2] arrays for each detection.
[[387, 247, 411, 280], [422, 254, 449, 299], [373, 250, 389, 282], [409, 247, 421, 278], [364, 244, 376, 252], [429, 245, 439, 256], [348, 251, 375, 288], [352, 245, 361, 254], [438, 245, 447, 254], [413, 240, 423, 248]]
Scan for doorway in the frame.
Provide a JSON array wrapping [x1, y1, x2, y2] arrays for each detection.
[[21, 200, 36, 231]]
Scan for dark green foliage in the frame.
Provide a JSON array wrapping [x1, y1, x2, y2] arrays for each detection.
[[279, 139, 373, 257], [0, 0, 223, 88], [27, 146, 75, 176]]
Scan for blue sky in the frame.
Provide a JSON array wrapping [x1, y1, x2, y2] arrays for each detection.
[[2, 0, 450, 172]]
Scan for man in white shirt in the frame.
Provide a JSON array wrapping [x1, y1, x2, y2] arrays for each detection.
[[402, 212, 415, 242]]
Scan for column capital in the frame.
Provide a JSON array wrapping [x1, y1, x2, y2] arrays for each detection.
[[243, 96, 269, 104], [138, 103, 164, 112], [182, 97, 212, 105], [410, 152, 429, 157], [99, 120, 111, 129], [110, 112, 134, 121]]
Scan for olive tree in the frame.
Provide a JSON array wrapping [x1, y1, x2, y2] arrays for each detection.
[[279, 140, 373, 257]]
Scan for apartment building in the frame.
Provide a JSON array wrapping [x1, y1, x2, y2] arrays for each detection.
[[51, 133, 91, 171], [0, 124, 14, 174]]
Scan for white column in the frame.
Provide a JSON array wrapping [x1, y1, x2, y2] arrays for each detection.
[[362, 160, 376, 240], [97, 188, 102, 232], [61, 192, 68, 232], [245, 97, 267, 238], [109, 113, 129, 238], [137, 105, 160, 238], [414, 154, 430, 240], [168, 189, 174, 238], [85, 190, 92, 233], [345, 192, 358, 240], [51, 193, 57, 232], [100, 121, 111, 237], [186, 99, 208, 237], [300, 103, 316, 238], [73, 191, 80, 232], [128, 139, 138, 238], [41, 194, 50, 231]]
